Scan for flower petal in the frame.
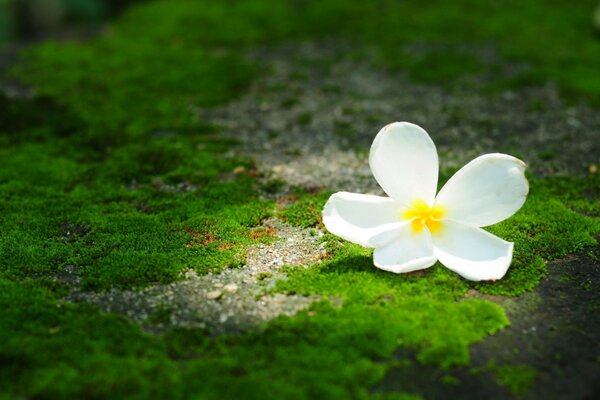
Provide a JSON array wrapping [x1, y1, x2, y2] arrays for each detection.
[[373, 222, 437, 273], [432, 220, 513, 281], [369, 122, 439, 207], [435, 154, 528, 227], [322, 192, 401, 248]]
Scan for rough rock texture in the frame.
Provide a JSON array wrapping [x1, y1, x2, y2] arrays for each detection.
[[203, 42, 599, 195]]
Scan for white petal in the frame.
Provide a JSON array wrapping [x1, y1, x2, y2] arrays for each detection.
[[369, 122, 439, 207], [322, 192, 401, 248], [373, 222, 437, 273], [432, 220, 513, 281], [435, 154, 528, 227]]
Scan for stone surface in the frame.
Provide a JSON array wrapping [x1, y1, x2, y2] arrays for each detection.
[[202, 42, 600, 196]]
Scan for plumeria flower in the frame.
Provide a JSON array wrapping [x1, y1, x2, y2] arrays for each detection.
[[322, 122, 528, 281]]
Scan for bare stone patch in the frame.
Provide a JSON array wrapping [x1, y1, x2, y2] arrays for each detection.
[[202, 41, 600, 195], [61, 218, 327, 334], [269, 149, 378, 195]]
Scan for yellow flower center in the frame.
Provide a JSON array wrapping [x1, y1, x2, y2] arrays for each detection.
[[402, 199, 445, 235]]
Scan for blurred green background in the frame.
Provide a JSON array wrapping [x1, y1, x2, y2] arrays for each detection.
[[2, 0, 600, 101], [0, 0, 143, 43]]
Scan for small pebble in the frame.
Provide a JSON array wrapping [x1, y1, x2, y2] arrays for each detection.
[[224, 283, 239, 293], [206, 290, 223, 300]]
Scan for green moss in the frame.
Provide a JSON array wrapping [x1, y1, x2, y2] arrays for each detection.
[[276, 246, 508, 368], [469, 361, 538, 395], [16, 44, 255, 147], [14, 1, 600, 115], [370, 395, 422, 400], [2, 277, 429, 399], [279, 190, 332, 228], [370, 0, 600, 102], [280, 175, 600, 297], [476, 176, 600, 295], [0, 279, 182, 399], [297, 111, 313, 125], [0, 4, 10, 45], [146, 306, 173, 325], [2, 0, 600, 398], [387, 49, 484, 84], [493, 364, 538, 395], [0, 138, 273, 290]]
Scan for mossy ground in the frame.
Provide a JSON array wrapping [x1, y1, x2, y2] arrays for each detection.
[[1, 0, 600, 398]]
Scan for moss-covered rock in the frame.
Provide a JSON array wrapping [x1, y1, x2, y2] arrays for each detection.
[[2, 0, 600, 398]]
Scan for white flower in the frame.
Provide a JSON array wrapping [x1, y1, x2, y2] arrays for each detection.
[[322, 122, 529, 281]]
